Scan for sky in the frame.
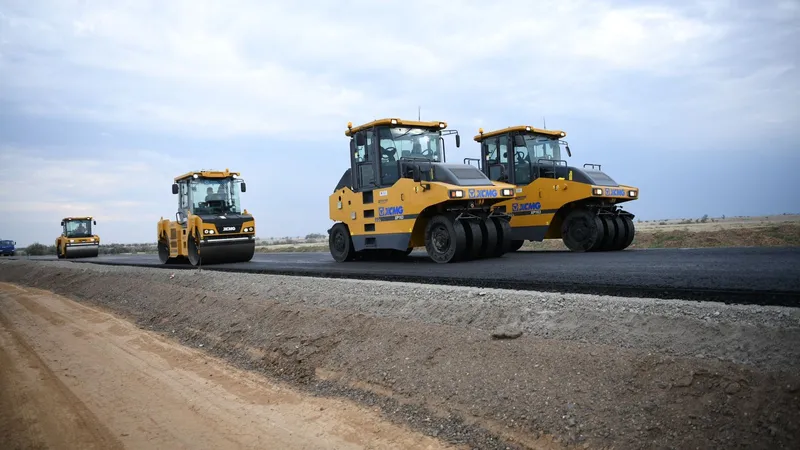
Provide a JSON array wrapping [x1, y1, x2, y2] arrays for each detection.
[[1, 0, 798, 246]]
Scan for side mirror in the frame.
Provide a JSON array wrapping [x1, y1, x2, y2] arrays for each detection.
[[93, 220, 97, 225], [412, 166, 421, 182], [566, 144, 572, 157], [514, 135, 526, 147], [60, 221, 64, 226], [455, 134, 461, 148], [172, 183, 179, 194], [240, 182, 247, 192]]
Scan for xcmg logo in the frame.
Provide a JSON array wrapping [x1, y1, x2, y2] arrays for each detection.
[[512, 202, 541, 212], [605, 188, 625, 196], [467, 189, 498, 199], [378, 206, 404, 216]]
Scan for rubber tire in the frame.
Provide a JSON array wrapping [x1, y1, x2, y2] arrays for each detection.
[[605, 216, 625, 251], [477, 218, 498, 259], [329, 223, 355, 262], [561, 208, 603, 252], [425, 214, 467, 263], [461, 220, 484, 261], [596, 215, 619, 252], [491, 217, 512, 257], [188, 238, 201, 266], [509, 239, 525, 252], [617, 215, 635, 251]]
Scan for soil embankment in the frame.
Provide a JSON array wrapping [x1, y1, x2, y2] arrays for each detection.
[[1, 260, 798, 449]]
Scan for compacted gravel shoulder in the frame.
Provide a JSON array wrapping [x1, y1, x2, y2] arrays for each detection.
[[1, 260, 798, 450]]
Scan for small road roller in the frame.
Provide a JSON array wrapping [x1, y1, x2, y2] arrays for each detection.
[[157, 169, 256, 266], [56, 216, 100, 258]]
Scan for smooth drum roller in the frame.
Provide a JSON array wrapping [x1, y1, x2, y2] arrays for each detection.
[[56, 216, 101, 259], [157, 168, 257, 266]]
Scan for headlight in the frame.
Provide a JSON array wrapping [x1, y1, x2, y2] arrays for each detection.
[[501, 188, 513, 196], [244, 226, 255, 232], [69, 239, 75, 243], [629, 190, 638, 197], [592, 188, 603, 196], [448, 189, 464, 198]]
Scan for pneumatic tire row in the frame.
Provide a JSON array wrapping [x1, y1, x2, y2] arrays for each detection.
[[561, 208, 635, 252], [329, 214, 513, 264]]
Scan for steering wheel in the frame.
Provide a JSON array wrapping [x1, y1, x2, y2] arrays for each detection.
[[382, 146, 397, 160], [515, 151, 527, 163], [421, 148, 434, 158]]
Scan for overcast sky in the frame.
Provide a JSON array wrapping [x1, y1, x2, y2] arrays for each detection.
[[1, 0, 798, 246]]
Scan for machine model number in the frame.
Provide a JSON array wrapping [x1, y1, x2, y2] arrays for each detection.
[[468, 189, 498, 199], [605, 188, 625, 196], [222, 226, 236, 231]]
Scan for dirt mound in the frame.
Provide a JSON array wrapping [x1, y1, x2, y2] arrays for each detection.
[[1, 260, 798, 449]]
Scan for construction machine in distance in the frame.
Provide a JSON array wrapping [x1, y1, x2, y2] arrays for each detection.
[[56, 216, 100, 258], [157, 169, 256, 266], [470, 125, 639, 252], [328, 118, 518, 263]]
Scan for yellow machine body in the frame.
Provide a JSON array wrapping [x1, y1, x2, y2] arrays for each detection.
[[328, 118, 518, 263], [472, 125, 640, 252], [56, 216, 100, 259], [157, 168, 256, 266]]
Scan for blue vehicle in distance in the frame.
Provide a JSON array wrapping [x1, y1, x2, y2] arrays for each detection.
[[0, 239, 15, 256]]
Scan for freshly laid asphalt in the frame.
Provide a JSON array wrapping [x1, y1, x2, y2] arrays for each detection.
[[10, 246, 800, 306]]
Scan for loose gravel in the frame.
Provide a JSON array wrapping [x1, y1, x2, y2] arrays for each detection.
[[2, 259, 799, 449]]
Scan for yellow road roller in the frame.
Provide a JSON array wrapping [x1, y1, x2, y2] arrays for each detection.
[[471, 125, 640, 252], [157, 169, 256, 265], [56, 216, 100, 258], [328, 118, 518, 263]]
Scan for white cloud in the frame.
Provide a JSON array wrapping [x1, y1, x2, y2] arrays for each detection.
[[4, 0, 790, 141], [0, 145, 184, 223]]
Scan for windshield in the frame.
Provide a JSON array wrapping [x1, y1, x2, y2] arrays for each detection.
[[378, 127, 443, 162], [0, 240, 12, 246], [64, 219, 92, 238], [522, 135, 563, 162], [190, 178, 243, 215]]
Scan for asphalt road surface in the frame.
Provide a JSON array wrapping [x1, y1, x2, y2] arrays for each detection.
[[11, 246, 800, 306]]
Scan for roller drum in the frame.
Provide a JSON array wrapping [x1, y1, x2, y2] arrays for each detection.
[[196, 237, 255, 265], [64, 243, 99, 258]]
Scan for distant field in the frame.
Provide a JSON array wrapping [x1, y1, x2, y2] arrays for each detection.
[[522, 213, 800, 251], [258, 214, 800, 253]]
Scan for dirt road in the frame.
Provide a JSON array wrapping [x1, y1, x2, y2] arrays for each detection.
[[0, 282, 452, 450]]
